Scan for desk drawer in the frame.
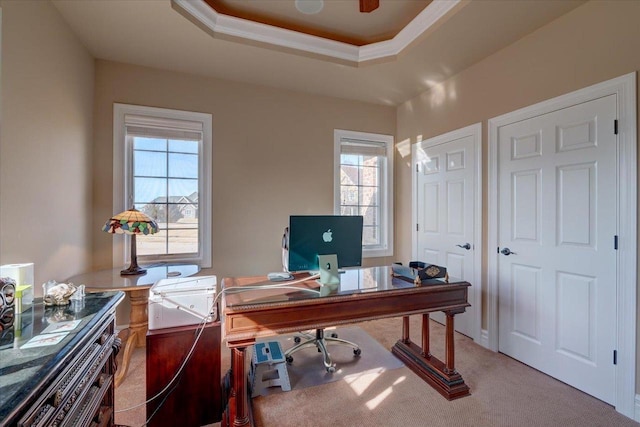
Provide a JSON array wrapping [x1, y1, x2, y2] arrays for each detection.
[[18, 321, 118, 427]]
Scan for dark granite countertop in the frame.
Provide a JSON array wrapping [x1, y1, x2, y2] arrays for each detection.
[[0, 291, 124, 423]]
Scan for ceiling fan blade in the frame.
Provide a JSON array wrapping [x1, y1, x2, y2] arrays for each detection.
[[359, 0, 379, 13]]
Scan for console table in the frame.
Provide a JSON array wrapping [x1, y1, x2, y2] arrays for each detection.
[[67, 263, 199, 386], [0, 291, 124, 427], [221, 266, 471, 427]]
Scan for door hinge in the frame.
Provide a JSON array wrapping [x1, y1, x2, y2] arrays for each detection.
[[416, 223, 419, 232], [497, 246, 500, 254], [614, 235, 619, 250], [613, 350, 617, 365], [614, 119, 618, 135], [416, 164, 419, 173]]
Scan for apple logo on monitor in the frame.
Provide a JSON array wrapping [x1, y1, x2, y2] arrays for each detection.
[[322, 229, 333, 243]]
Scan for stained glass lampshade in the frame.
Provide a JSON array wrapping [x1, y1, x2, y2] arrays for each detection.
[[102, 208, 159, 275]]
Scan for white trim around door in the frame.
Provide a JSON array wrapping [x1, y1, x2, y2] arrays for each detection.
[[487, 72, 637, 418], [411, 123, 482, 343]]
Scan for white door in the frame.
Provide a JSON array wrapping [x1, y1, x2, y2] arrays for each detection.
[[414, 124, 481, 341], [497, 95, 617, 404]]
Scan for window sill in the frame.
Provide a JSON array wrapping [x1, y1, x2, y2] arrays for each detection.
[[363, 248, 393, 258]]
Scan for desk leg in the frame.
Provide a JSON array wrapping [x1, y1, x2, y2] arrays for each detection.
[[129, 289, 149, 347], [445, 312, 455, 374], [232, 346, 250, 427], [421, 313, 431, 358], [401, 316, 410, 343], [392, 312, 470, 400], [115, 289, 148, 387], [115, 330, 138, 387]]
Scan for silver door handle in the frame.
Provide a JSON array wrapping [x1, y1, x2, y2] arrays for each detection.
[[500, 247, 517, 256], [456, 243, 471, 250]]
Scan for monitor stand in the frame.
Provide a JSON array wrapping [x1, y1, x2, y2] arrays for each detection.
[[318, 254, 340, 295]]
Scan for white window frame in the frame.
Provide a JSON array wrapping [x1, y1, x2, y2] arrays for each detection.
[[334, 129, 394, 258], [113, 103, 212, 268]]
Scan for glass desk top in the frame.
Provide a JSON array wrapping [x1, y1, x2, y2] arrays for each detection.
[[223, 266, 454, 307]]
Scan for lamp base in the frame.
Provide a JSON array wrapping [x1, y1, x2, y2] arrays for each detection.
[[120, 266, 147, 276]]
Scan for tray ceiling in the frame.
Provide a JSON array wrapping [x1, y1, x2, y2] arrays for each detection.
[[174, 0, 459, 65], [204, 0, 431, 46]]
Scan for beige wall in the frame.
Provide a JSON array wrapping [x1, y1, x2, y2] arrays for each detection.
[[0, 1, 94, 294], [396, 0, 640, 392], [92, 60, 396, 279]]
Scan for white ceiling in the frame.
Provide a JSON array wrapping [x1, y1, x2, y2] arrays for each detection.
[[51, 0, 585, 106]]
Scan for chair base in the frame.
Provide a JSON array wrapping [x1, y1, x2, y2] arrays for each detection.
[[284, 329, 361, 373]]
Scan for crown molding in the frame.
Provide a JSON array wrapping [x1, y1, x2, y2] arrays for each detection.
[[172, 0, 462, 66]]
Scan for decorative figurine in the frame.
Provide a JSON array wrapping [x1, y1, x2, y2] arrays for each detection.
[[43, 281, 77, 306]]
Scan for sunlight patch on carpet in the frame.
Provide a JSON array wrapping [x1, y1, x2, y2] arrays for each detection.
[[365, 374, 406, 409], [366, 385, 393, 410], [344, 371, 384, 396]]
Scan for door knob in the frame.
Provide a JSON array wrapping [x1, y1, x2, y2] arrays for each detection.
[[456, 243, 471, 250], [500, 247, 517, 256]]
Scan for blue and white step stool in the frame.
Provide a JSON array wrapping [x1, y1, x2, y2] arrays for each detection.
[[250, 340, 291, 397]]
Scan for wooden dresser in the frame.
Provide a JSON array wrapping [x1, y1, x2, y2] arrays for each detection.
[[0, 291, 124, 427]]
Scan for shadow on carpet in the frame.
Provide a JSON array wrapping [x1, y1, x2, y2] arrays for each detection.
[[252, 326, 404, 396]]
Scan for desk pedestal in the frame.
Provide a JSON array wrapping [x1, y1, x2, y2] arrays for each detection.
[[115, 289, 148, 387], [392, 314, 470, 400]]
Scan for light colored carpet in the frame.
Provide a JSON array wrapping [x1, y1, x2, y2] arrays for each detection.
[[113, 329, 146, 427], [115, 317, 640, 427]]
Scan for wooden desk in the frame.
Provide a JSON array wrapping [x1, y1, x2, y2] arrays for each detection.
[[67, 263, 199, 386], [221, 266, 471, 427]]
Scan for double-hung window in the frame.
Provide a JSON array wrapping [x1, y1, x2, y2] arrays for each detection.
[[113, 104, 212, 267], [334, 129, 393, 258]]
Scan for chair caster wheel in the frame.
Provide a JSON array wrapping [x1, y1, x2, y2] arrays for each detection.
[[326, 366, 336, 373], [330, 332, 338, 338], [354, 348, 361, 356], [286, 355, 293, 364], [294, 336, 301, 344]]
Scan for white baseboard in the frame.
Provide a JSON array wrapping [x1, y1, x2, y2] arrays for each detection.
[[480, 329, 490, 349], [635, 394, 640, 422]]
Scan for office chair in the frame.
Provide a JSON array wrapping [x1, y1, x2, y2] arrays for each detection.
[[284, 328, 361, 373]]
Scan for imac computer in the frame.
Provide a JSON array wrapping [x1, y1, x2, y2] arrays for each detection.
[[285, 215, 363, 287]]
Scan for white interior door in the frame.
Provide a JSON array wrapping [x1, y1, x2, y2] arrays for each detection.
[[497, 95, 617, 404], [413, 124, 481, 341]]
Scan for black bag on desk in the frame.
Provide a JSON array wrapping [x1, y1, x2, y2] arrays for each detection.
[[410, 261, 447, 281], [392, 262, 447, 284]]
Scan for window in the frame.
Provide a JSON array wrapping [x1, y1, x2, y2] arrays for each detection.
[[113, 104, 212, 267], [334, 129, 393, 258]]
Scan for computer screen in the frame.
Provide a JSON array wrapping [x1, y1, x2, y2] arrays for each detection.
[[287, 215, 364, 273]]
